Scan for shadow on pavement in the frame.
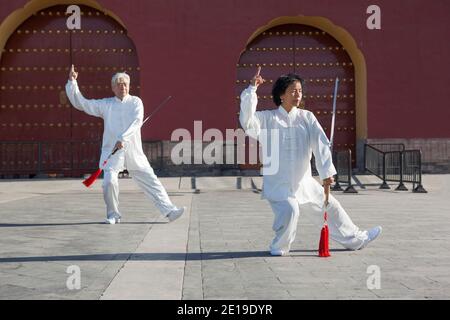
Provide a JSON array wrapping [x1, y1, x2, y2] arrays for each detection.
[[0, 221, 166, 227], [0, 248, 352, 263]]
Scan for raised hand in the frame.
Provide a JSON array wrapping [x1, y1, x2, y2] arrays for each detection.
[[250, 66, 266, 87], [69, 64, 78, 81]]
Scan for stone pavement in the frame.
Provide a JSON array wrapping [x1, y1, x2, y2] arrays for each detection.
[[0, 174, 449, 300]]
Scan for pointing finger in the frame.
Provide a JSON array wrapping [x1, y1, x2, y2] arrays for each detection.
[[256, 66, 261, 76]]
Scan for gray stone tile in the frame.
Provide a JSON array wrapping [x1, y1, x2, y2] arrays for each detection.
[[2, 175, 450, 299]]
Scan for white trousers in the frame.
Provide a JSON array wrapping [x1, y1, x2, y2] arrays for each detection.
[[268, 194, 368, 252], [102, 167, 177, 219]]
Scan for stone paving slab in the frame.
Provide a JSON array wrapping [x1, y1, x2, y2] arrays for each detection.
[[100, 193, 192, 300], [0, 174, 449, 299]]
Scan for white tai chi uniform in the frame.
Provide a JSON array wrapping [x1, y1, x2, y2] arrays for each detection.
[[239, 85, 369, 252], [66, 79, 178, 219]]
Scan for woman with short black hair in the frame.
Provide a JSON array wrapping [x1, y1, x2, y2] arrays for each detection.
[[239, 67, 382, 256]]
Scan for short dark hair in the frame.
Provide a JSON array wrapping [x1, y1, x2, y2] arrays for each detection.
[[271, 73, 305, 106]]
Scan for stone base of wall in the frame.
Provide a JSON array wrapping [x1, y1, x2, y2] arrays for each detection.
[[144, 140, 262, 177], [143, 139, 450, 176], [364, 138, 450, 174]]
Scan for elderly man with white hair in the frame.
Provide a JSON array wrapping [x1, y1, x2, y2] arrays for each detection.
[[65, 65, 185, 224]]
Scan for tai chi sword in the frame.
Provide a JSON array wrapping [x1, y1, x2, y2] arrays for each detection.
[[324, 77, 339, 206], [329, 77, 339, 153]]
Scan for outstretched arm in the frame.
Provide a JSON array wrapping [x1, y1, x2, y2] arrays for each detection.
[[239, 66, 266, 139], [65, 64, 104, 118]]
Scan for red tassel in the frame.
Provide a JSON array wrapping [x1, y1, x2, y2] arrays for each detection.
[[83, 158, 109, 188], [82, 168, 102, 187], [319, 212, 331, 257]]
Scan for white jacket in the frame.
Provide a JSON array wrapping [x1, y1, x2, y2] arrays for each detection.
[[239, 85, 336, 204], [65, 79, 151, 171]]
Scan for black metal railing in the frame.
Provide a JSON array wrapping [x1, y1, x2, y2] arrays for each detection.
[[1, 140, 388, 191], [310, 149, 356, 193], [332, 149, 357, 193], [367, 143, 405, 152], [1, 142, 39, 174], [364, 144, 427, 192], [142, 140, 164, 170], [402, 150, 427, 192], [1, 141, 101, 176], [0, 140, 240, 177]]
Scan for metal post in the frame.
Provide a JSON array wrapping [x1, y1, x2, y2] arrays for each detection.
[[37, 142, 42, 176], [344, 149, 357, 193], [380, 153, 390, 189], [331, 150, 343, 191], [70, 141, 74, 177], [396, 151, 408, 191], [236, 176, 242, 189], [332, 173, 343, 191], [191, 176, 200, 193], [413, 150, 427, 193]]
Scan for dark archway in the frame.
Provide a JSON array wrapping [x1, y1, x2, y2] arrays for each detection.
[[0, 4, 140, 177], [237, 23, 359, 169]]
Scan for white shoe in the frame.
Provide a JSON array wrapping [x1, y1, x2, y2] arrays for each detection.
[[167, 207, 185, 222], [359, 226, 382, 249], [105, 213, 121, 225], [270, 249, 288, 256], [105, 217, 116, 224]]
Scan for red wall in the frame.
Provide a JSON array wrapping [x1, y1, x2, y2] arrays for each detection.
[[2, 0, 450, 140]]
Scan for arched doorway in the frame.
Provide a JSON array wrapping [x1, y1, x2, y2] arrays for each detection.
[[237, 21, 362, 170], [0, 4, 140, 177]]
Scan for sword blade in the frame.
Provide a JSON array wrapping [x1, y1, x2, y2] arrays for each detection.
[[330, 77, 339, 152], [141, 95, 172, 126]]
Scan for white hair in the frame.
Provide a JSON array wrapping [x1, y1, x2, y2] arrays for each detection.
[[111, 72, 130, 87]]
